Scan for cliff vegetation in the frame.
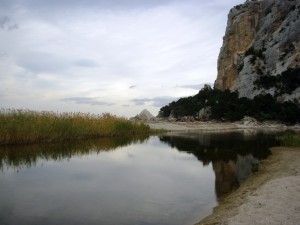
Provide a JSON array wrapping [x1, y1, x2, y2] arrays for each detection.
[[158, 84, 300, 124]]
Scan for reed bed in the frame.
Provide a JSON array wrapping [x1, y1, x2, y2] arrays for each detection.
[[277, 130, 300, 147], [0, 109, 152, 145]]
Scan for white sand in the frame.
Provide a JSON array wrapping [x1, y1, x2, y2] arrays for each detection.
[[227, 176, 300, 225], [147, 121, 237, 131]]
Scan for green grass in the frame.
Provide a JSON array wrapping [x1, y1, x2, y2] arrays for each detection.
[[0, 109, 153, 145], [277, 131, 300, 147]]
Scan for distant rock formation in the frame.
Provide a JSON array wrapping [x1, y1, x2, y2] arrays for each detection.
[[131, 109, 155, 121], [215, 0, 300, 102]]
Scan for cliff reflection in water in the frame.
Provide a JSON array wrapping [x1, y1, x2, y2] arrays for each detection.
[[0, 131, 277, 201], [159, 131, 277, 200], [0, 136, 149, 171]]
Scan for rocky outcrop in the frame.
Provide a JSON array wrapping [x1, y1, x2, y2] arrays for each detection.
[[198, 107, 211, 121], [131, 109, 155, 121], [215, 0, 300, 102]]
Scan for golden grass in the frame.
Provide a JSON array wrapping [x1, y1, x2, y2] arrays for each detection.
[[0, 109, 152, 145]]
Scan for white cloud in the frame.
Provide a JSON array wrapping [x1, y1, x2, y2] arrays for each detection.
[[0, 0, 245, 117]]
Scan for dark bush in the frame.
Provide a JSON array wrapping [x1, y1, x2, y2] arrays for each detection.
[[254, 68, 300, 95], [158, 84, 299, 124]]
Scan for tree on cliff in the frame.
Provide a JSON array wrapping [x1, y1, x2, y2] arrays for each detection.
[[158, 85, 300, 124]]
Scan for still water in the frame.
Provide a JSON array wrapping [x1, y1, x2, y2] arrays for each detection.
[[0, 132, 277, 225]]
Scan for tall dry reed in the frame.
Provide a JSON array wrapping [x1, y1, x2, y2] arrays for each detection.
[[0, 109, 151, 145]]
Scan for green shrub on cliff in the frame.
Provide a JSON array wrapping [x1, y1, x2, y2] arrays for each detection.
[[254, 68, 300, 95], [158, 85, 300, 124]]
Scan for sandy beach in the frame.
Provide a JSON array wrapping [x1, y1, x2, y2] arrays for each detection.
[[148, 122, 300, 225], [196, 147, 300, 225]]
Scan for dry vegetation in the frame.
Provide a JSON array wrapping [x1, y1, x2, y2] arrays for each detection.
[[0, 109, 152, 145]]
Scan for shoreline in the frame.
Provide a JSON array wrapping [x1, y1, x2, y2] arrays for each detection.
[[147, 121, 300, 132], [146, 122, 300, 225], [196, 147, 300, 225]]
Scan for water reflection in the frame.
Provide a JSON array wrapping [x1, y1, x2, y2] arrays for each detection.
[[0, 136, 149, 171], [159, 131, 277, 200], [213, 155, 258, 200], [0, 135, 215, 225], [0, 132, 278, 225]]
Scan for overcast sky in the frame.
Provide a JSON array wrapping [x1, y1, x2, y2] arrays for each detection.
[[0, 0, 244, 117]]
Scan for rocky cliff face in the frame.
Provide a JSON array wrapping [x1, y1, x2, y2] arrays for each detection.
[[214, 0, 300, 102]]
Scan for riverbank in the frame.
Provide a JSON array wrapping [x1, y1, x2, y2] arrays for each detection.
[[196, 147, 300, 225], [147, 121, 300, 132], [147, 122, 300, 225]]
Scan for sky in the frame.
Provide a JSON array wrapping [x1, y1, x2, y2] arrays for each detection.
[[0, 0, 244, 118]]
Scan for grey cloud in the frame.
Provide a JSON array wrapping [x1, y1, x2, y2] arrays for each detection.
[[0, 91, 7, 98], [129, 85, 136, 89], [0, 1, 9, 8], [7, 0, 235, 26], [74, 59, 98, 68], [3, 0, 243, 11], [61, 97, 114, 106], [152, 97, 176, 107], [177, 83, 213, 90], [17, 51, 70, 73], [132, 98, 149, 106], [0, 0, 176, 21], [0, 52, 7, 58], [0, 16, 9, 29], [0, 16, 18, 31], [8, 23, 19, 30], [7, 0, 176, 11], [1, 0, 244, 23], [132, 97, 177, 107], [17, 52, 99, 73]]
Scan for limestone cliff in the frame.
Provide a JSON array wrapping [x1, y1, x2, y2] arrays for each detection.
[[214, 0, 300, 102]]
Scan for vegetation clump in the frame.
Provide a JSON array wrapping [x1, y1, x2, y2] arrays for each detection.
[[0, 109, 152, 145], [254, 68, 300, 96], [158, 84, 300, 124], [277, 131, 300, 147]]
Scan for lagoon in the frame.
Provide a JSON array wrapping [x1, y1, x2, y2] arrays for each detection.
[[0, 132, 277, 225]]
